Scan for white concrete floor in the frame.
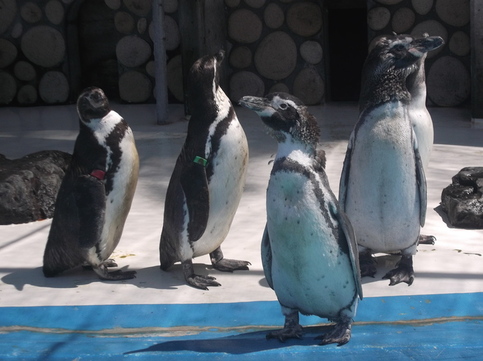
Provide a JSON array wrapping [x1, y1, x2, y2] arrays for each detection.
[[0, 102, 482, 308]]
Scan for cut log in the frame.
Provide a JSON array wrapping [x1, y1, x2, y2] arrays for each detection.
[[229, 70, 265, 102], [45, 0, 64, 25], [39, 71, 69, 104], [20, 2, 42, 23], [0, 39, 17, 68], [21, 26, 66, 67], [436, 0, 470, 27], [228, 9, 262, 44], [116, 35, 152, 68], [293, 67, 324, 105], [427, 56, 470, 107], [254, 31, 297, 80], [0, 71, 17, 105], [264, 3, 284, 29], [119, 70, 152, 103], [286, 2, 322, 37]]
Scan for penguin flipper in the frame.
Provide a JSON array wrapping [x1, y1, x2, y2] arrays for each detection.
[[338, 133, 355, 210], [261, 224, 274, 289], [74, 174, 106, 249], [180, 160, 210, 242], [413, 134, 427, 227], [337, 207, 363, 300]]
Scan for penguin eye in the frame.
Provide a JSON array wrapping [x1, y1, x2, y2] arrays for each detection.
[[279, 103, 288, 110]]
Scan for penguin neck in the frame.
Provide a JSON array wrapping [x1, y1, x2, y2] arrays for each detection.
[[407, 64, 427, 109], [360, 67, 411, 111], [275, 136, 315, 163]]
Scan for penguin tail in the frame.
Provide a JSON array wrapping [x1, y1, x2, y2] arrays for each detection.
[[42, 243, 82, 277], [159, 232, 178, 271]]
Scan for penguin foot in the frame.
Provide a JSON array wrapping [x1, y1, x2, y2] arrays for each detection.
[[210, 247, 250, 272], [382, 255, 414, 286], [82, 259, 118, 270], [418, 234, 436, 245], [359, 252, 377, 278], [93, 265, 137, 281], [182, 260, 221, 290], [266, 325, 304, 342], [212, 258, 251, 272], [267, 309, 303, 342], [316, 321, 352, 346], [185, 274, 221, 290]]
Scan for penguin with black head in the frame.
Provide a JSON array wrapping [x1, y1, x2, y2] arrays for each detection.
[[43, 87, 139, 280], [159, 50, 250, 290], [240, 92, 362, 346], [340, 35, 443, 286]]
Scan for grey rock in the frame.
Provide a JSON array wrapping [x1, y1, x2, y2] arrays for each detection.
[[441, 167, 483, 229], [0, 150, 71, 225]]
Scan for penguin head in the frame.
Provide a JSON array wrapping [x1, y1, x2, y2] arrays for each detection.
[[77, 87, 111, 124], [360, 34, 443, 108], [240, 92, 320, 149], [187, 50, 226, 114]]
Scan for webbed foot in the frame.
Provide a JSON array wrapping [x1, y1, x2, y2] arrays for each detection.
[[182, 260, 221, 290], [418, 234, 436, 245], [359, 252, 377, 278], [267, 309, 303, 342], [210, 247, 250, 272], [93, 263, 136, 280], [383, 255, 414, 286], [315, 320, 352, 346]]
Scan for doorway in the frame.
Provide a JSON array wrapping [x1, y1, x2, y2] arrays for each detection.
[[325, 1, 368, 101]]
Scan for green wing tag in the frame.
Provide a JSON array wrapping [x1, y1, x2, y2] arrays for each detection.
[[193, 156, 208, 167]]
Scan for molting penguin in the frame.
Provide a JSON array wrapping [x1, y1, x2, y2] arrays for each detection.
[[159, 50, 250, 290], [240, 92, 362, 346], [43, 87, 139, 280], [340, 35, 443, 286]]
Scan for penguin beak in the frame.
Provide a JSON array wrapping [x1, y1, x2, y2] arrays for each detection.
[[239, 96, 274, 116], [409, 36, 444, 57]]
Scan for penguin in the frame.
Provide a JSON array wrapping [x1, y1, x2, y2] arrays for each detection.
[[406, 33, 444, 245], [43, 87, 139, 280], [240, 92, 362, 346], [340, 35, 443, 286], [159, 50, 250, 290]]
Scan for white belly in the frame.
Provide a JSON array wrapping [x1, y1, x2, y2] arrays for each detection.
[[191, 119, 248, 257], [345, 104, 420, 253], [409, 105, 433, 170], [97, 131, 139, 261], [267, 171, 357, 319]]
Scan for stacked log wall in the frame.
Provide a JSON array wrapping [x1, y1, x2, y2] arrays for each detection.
[[0, 0, 182, 106]]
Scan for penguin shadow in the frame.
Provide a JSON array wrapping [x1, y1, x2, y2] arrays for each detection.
[[125, 324, 339, 356], [0, 266, 104, 291]]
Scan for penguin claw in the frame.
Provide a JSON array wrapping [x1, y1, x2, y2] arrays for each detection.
[[211, 258, 251, 272], [95, 268, 137, 281], [266, 325, 304, 342], [382, 256, 414, 286], [186, 274, 221, 290], [316, 322, 352, 346], [418, 234, 436, 245]]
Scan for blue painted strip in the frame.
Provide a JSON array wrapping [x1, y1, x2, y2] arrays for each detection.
[[0, 292, 481, 331]]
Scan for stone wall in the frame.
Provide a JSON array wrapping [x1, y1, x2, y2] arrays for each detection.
[[225, 0, 325, 105], [367, 0, 471, 107], [0, 0, 182, 106]]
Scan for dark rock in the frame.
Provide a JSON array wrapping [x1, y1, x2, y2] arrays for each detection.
[[0, 150, 71, 225], [441, 167, 483, 229]]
